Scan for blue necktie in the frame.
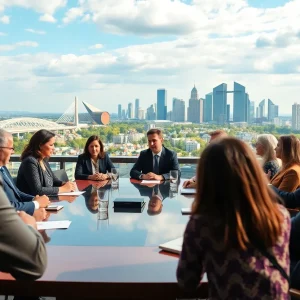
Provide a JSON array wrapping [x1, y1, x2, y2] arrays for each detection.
[[153, 155, 159, 174], [0, 167, 20, 198]]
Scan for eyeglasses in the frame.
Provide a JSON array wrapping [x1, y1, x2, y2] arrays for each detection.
[[0, 147, 14, 151]]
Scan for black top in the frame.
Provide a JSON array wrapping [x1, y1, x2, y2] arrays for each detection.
[[75, 153, 115, 180], [130, 146, 180, 180], [16, 156, 63, 196]]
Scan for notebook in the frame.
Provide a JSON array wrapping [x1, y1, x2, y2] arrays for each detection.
[[181, 207, 191, 215], [113, 197, 145, 208], [46, 205, 64, 211], [159, 237, 183, 254], [181, 188, 196, 195]]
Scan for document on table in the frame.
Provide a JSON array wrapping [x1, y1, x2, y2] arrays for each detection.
[[141, 180, 160, 184], [57, 191, 85, 196], [181, 208, 192, 215], [180, 188, 196, 194], [37, 220, 71, 230]]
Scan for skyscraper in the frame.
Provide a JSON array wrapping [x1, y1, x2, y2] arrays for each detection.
[[292, 103, 300, 130], [172, 98, 185, 122], [135, 99, 140, 119], [157, 89, 167, 120], [203, 92, 213, 122], [213, 83, 227, 124], [127, 102, 133, 119], [118, 104, 122, 119], [249, 101, 255, 123], [233, 82, 248, 122], [187, 85, 202, 123], [146, 104, 156, 120], [268, 99, 279, 122], [258, 99, 266, 119]]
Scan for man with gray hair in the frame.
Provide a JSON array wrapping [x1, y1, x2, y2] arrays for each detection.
[[0, 129, 50, 217]]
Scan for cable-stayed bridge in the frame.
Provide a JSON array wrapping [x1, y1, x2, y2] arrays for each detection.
[[0, 98, 108, 134]]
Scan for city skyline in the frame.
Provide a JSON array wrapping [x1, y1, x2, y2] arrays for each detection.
[[0, 0, 299, 114]]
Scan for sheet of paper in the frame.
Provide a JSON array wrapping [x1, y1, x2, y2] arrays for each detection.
[[57, 191, 85, 196], [181, 188, 196, 194], [37, 220, 71, 230], [141, 180, 160, 184], [181, 208, 192, 215]]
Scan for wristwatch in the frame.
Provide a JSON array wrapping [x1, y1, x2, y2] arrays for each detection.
[[139, 174, 143, 179]]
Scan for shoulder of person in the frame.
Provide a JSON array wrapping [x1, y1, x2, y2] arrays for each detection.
[[23, 155, 38, 164], [140, 149, 150, 156], [78, 153, 89, 160]]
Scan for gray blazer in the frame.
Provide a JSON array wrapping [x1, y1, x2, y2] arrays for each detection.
[[0, 180, 47, 279], [17, 156, 63, 196]]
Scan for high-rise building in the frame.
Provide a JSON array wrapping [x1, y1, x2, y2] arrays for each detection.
[[268, 99, 279, 122], [227, 104, 230, 122], [122, 109, 126, 119], [233, 82, 248, 122], [203, 92, 213, 122], [118, 104, 122, 119], [249, 101, 255, 123], [172, 98, 185, 122], [258, 99, 266, 119], [127, 103, 133, 119], [157, 89, 167, 120], [292, 103, 300, 130], [135, 99, 140, 119], [213, 83, 227, 124], [187, 85, 203, 123], [146, 104, 156, 120], [138, 108, 145, 120]]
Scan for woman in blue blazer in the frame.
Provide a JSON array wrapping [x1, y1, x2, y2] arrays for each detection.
[[75, 135, 115, 180]]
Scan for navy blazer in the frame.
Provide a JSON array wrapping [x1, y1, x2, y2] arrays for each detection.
[[17, 156, 63, 196], [74, 153, 115, 180], [1, 166, 35, 215], [272, 186, 300, 209], [130, 146, 180, 180]]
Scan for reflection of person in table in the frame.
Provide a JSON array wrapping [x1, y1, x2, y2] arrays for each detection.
[[131, 181, 170, 215], [83, 181, 111, 214]]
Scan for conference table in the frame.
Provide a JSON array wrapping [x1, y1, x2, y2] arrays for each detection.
[[0, 178, 208, 299]]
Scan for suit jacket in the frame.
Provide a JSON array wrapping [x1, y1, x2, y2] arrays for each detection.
[[17, 156, 63, 196], [131, 181, 170, 200], [0, 184, 47, 280], [272, 186, 300, 209], [130, 146, 180, 180], [270, 164, 300, 192], [1, 166, 35, 215], [75, 153, 115, 180]]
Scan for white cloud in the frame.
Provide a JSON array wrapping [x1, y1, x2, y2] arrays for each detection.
[[0, 41, 38, 52], [25, 28, 46, 35], [0, 15, 9, 24], [81, 14, 90, 22], [39, 13, 56, 23], [0, 32, 7, 36], [89, 44, 104, 50], [63, 7, 84, 24]]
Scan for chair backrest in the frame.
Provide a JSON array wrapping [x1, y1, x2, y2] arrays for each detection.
[[53, 169, 69, 182]]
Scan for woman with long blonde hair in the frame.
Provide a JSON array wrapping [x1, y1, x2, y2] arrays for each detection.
[[177, 138, 290, 299]]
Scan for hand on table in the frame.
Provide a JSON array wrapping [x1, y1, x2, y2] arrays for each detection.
[[35, 195, 50, 208], [182, 179, 196, 188], [33, 208, 48, 222]]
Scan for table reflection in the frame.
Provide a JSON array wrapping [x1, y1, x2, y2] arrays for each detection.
[[45, 178, 193, 247]]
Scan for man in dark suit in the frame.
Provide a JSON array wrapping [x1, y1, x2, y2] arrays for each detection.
[[0, 129, 49, 217], [130, 128, 180, 180]]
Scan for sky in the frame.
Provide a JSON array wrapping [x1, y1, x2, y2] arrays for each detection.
[[0, 0, 300, 115]]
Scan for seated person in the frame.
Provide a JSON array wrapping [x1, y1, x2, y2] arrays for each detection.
[[0, 129, 49, 218], [17, 129, 76, 196], [255, 134, 280, 179], [270, 135, 300, 192], [183, 129, 227, 188], [75, 135, 114, 180], [130, 129, 179, 181]]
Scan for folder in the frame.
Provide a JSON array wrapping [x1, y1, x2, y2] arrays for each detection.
[[159, 237, 183, 254], [113, 197, 145, 208]]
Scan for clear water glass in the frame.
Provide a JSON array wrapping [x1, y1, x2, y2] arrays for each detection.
[[170, 170, 178, 184]]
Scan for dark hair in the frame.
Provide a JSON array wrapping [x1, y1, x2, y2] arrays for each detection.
[[192, 137, 283, 251], [147, 128, 163, 138], [279, 135, 300, 169], [21, 129, 55, 160], [83, 135, 105, 159]]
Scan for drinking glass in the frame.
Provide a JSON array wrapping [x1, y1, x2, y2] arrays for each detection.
[[111, 168, 119, 188], [170, 170, 178, 184]]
